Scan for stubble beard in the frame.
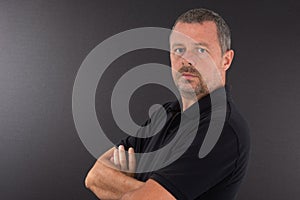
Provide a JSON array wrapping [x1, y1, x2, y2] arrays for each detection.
[[175, 66, 209, 100]]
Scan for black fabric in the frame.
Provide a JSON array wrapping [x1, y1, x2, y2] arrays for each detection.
[[117, 86, 250, 200]]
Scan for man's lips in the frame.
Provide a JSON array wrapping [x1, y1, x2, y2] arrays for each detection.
[[181, 73, 198, 78]]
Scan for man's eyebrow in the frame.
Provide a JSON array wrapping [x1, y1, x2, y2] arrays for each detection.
[[171, 43, 184, 48], [194, 42, 210, 48], [171, 42, 210, 48]]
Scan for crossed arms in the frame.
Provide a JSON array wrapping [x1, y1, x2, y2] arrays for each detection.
[[85, 145, 176, 200]]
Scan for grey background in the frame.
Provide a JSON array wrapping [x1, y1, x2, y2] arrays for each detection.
[[0, 0, 299, 199]]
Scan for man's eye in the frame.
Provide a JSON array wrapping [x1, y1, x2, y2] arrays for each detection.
[[174, 48, 185, 54], [197, 48, 206, 54]]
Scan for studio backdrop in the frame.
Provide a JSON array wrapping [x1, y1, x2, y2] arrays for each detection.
[[0, 0, 299, 199]]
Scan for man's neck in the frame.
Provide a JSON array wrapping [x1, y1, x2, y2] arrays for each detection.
[[181, 92, 207, 112], [180, 84, 226, 112], [181, 97, 196, 112]]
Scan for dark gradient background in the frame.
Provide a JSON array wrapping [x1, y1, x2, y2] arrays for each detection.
[[0, 0, 299, 199]]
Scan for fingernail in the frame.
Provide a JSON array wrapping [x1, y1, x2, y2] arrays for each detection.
[[128, 147, 134, 153]]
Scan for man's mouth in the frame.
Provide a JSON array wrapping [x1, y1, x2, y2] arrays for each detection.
[[181, 73, 198, 78]]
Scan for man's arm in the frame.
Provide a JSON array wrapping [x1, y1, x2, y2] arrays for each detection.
[[121, 179, 176, 200], [85, 146, 144, 199], [85, 146, 176, 200]]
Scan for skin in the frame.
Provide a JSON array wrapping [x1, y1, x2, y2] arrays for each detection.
[[85, 146, 175, 200], [170, 21, 234, 111], [85, 146, 144, 199], [85, 21, 235, 199]]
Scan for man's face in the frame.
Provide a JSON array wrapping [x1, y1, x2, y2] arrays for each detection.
[[169, 21, 226, 98]]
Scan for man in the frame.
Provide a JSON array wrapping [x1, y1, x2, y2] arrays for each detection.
[[85, 8, 250, 200]]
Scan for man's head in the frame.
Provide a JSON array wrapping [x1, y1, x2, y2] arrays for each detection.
[[174, 8, 231, 55], [169, 8, 234, 99]]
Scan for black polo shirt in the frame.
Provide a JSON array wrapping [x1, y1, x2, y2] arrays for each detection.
[[117, 86, 250, 200]]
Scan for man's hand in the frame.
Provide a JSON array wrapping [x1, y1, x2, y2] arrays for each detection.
[[109, 145, 136, 177], [85, 146, 143, 200]]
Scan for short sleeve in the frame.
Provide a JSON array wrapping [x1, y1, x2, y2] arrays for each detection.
[[150, 123, 240, 200]]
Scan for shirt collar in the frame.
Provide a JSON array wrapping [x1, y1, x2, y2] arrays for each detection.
[[168, 85, 231, 119]]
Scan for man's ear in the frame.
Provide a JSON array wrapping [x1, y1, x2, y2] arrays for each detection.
[[222, 49, 234, 71]]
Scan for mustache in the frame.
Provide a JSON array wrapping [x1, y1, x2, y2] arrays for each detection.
[[177, 66, 201, 77]]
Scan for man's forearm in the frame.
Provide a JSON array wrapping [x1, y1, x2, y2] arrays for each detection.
[[85, 148, 144, 199]]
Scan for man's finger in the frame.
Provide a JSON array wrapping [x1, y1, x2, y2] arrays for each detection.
[[113, 147, 120, 169], [110, 156, 114, 163], [118, 145, 127, 171], [128, 147, 136, 173]]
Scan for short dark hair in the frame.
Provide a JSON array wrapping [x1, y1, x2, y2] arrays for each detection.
[[173, 8, 231, 55]]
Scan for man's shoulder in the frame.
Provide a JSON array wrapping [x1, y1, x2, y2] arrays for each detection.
[[162, 100, 180, 112], [148, 100, 180, 118], [225, 100, 251, 156]]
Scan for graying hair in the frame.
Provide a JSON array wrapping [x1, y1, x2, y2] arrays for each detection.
[[173, 8, 231, 55]]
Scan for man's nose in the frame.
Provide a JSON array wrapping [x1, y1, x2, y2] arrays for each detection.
[[181, 52, 196, 66]]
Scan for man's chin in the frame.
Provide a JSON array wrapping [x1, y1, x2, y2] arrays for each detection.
[[177, 86, 199, 98], [176, 84, 208, 99]]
